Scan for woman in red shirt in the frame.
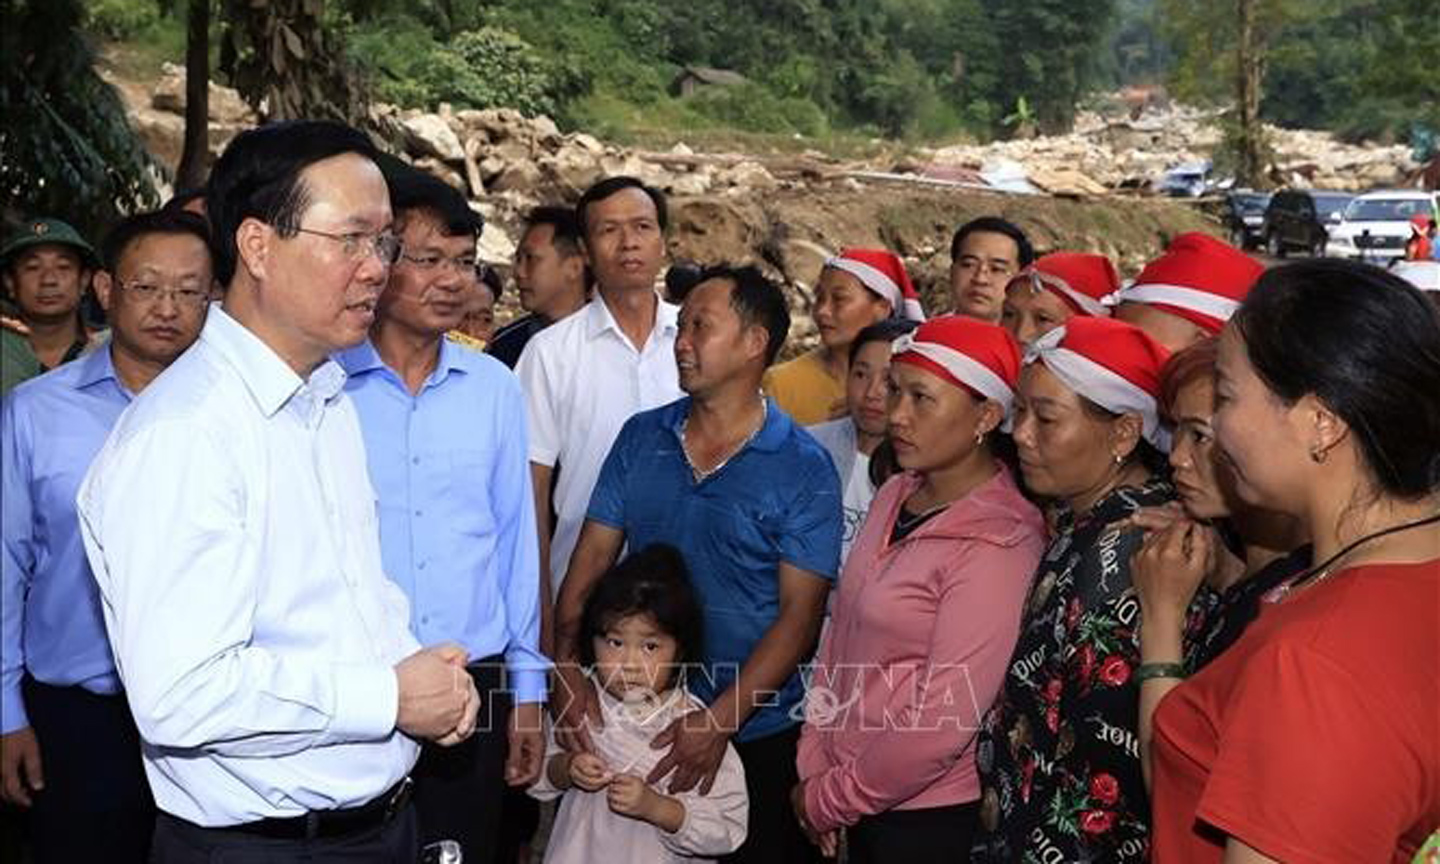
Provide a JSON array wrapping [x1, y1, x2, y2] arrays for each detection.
[[1150, 259, 1440, 863]]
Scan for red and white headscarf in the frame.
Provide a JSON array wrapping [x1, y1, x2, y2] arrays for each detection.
[[891, 314, 1021, 415], [825, 248, 926, 323], [1008, 252, 1119, 317], [1024, 317, 1172, 449], [1105, 232, 1264, 333]]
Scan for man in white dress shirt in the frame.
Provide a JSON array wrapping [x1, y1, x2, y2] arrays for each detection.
[[76, 120, 479, 864], [515, 176, 683, 656]]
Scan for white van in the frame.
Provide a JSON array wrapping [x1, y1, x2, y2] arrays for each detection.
[[1325, 190, 1438, 263]]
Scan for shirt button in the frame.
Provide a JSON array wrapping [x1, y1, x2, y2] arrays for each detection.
[[420, 615, 430, 624], [414, 509, 423, 517], [417, 561, 427, 571], [411, 457, 420, 465]]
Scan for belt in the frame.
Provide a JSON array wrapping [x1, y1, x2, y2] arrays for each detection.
[[230, 777, 414, 841]]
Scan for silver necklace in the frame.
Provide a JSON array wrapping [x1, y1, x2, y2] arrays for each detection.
[[681, 396, 767, 482]]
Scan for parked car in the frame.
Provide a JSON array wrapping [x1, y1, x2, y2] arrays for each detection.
[[1261, 189, 1354, 257], [1158, 160, 1213, 197], [1221, 190, 1272, 249], [1325, 190, 1440, 264]]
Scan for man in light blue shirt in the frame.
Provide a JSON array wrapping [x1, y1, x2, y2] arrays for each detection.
[[1, 208, 212, 862], [339, 159, 547, 863]]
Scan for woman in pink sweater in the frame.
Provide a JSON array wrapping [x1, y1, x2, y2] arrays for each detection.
[[792, 316, 1045, 862]]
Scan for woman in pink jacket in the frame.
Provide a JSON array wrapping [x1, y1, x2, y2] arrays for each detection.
[[791, 316, 1046, 862]]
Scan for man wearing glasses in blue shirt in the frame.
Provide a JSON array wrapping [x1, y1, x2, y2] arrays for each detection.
[[2, 207, 213, 861], [338, 158, 548, 864]]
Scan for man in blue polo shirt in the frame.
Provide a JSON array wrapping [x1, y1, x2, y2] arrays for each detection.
[[338, 161, 547, 863], [2, 208, 213, 861], [552, 264, 841, 864]]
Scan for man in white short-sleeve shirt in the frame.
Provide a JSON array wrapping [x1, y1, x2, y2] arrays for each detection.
[[515, 177, 681, 649], [76, 121, 480, 864]]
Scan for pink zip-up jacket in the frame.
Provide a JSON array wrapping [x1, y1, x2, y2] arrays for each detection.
[[796, 465, 1045, 833]]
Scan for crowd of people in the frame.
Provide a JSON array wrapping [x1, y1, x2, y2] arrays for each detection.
[[1, 117, 1437, 864]]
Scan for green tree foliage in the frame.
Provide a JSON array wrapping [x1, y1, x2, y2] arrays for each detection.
[[990, 0, 1119, 134], [347, 17, 586, 114], [1161, 0, 1439, 144], [220, 0, 367, 122], [1, 0, 159, 238], [324, 0, 1133, 140]]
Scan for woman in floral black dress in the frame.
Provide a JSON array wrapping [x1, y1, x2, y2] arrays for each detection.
[[973, 318, 1209, 863]]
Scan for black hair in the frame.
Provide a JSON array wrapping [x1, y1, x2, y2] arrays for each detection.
[[848, 318, 918, 366], [575, 176, 668, 238], [664, 261, 704, 305], [100, 209, 214, 274], [524, 205, 584, 259], [577, 544, 705, 671], [378, 153, 484, 239], [205, 119, 380, 285], [1231, 259, 1440, 498], [694, 263, 791, 367], [950, 216, 1035, 267], [162, 187, 207, 215], [476, 262, 502, 301]]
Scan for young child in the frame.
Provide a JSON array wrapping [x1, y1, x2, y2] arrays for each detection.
[[530, 544, 749, 863]]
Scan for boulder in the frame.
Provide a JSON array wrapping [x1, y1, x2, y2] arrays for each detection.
[[477, 223, 517, 264], [569, 133, 605, 154], [491, 159, 544, 193], [1028, 166, 1109, 198], [541, 148, 604, 196], [412, 157, 466, 192], [130, 109, 184, 171], [716, 161, 778, 192], [403, 114, 465, 162], [662, 169, 713, 197], [151, 62, 255, 125], [530, 114, 562, 144]]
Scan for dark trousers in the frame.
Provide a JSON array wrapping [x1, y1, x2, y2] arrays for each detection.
[[413, 656, 511, 864], [494, 786, 541, 863], [847, 800, 980, 864], [720, 724, 823, 864], [150, 806, 417, 863], [21, 676, 154, 864]]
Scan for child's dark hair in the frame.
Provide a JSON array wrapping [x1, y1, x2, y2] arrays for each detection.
[[577, 544, 705, 670]]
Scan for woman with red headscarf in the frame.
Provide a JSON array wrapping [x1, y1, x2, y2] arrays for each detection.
[[792, 316, 1044, 862]]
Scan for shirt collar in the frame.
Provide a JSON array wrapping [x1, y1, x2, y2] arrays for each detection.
[[336, 336, 468, 389], [73, 343, 121, 391], [667, 395, 791, 454], [584, 292, 679, 342], [206, 306, 345, 419]]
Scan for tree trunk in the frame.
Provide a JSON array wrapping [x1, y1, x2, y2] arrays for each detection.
[[1235, 0, 1265, 188], [175, 0, 210, 192]]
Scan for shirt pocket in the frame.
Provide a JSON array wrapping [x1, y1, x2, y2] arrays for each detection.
[[448, 449, 497, 536]]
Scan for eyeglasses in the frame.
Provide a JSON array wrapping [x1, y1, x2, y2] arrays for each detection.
[[115, 280, 210, 308], [294, 227, 403, 265], [399, 252, 478, 273]]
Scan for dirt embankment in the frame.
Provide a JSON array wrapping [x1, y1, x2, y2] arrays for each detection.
[[666, 187, 1216, 344]]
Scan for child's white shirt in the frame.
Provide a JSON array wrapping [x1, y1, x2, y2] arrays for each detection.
[[530, 679, 749, 863]]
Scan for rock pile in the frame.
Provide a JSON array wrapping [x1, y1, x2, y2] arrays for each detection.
[[917, 100, 1419, 195], [116, 63, 258, 177]]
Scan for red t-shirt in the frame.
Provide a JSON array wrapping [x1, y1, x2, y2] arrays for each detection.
[[1151, 559, 1440, 864]]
